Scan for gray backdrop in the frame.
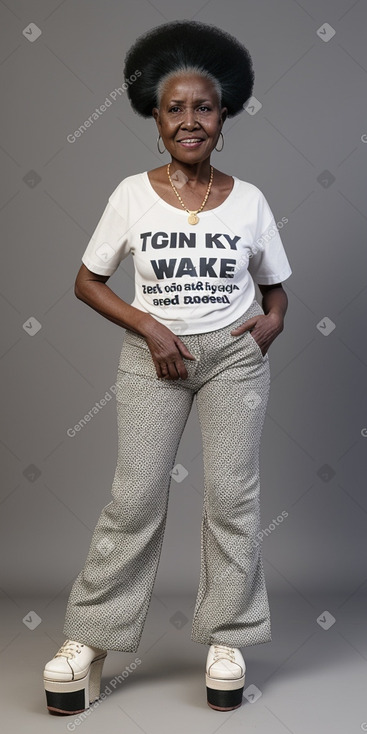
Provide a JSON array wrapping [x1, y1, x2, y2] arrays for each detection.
[[1, 0, 367, 692]]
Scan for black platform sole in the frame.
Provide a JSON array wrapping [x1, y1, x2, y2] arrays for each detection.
[[43, 654, 107, 715], [206, 673, 245, 711]]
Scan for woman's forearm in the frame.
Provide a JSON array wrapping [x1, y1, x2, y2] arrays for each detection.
[[75, 281, 156, 336], [260, 284, 288, 325]]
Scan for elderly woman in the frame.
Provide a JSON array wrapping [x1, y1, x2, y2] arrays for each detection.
[[43, 20, 291, 714]]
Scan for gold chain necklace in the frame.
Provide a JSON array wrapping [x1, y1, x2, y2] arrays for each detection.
[[167, 163, 214, 225]]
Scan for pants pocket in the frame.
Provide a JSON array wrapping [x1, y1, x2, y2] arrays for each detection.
[[247, 330, 268, 361], [118, 332, 156, 377]]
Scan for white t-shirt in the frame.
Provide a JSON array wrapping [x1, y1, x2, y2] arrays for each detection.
[[81, 171, 292, 335]]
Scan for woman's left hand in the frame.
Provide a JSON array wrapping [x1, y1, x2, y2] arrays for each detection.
[[230, 283, 289, 356], [230, 312, 284, 356]]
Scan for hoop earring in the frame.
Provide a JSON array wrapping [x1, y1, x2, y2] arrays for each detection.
[[215, 131, 224, 152], [157, 135, 166, 154]]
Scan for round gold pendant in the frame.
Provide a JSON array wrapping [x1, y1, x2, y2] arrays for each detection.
[[188, 213, 199, 225]]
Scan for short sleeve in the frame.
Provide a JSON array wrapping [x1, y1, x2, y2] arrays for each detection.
[[247, 190, 292, 285], [81, 197, 130, 276]]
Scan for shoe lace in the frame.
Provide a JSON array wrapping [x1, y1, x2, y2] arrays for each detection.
[[55, 640, 85, 659], [212, 644, 235, 662]]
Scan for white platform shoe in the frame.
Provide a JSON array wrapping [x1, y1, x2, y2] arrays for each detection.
[[43, 639, 107, 714], [205, 644, 246, 711]]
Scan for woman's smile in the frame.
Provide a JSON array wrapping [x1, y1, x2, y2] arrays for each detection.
[[177, 137, 205, 148]]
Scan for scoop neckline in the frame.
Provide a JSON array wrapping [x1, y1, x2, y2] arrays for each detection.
[[143, 170, 239, 216]]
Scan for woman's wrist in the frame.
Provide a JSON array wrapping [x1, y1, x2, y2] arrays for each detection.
[[266, 310, 284, 336], [132, 311, 161, 338]]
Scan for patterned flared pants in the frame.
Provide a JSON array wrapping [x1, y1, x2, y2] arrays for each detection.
[[63, 299, 272, 652]]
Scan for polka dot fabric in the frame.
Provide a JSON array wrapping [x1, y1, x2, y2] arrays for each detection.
[[63, 299, 272, 651]]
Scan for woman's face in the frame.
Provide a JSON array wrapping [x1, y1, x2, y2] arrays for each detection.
[[152, 73, 227, 165]]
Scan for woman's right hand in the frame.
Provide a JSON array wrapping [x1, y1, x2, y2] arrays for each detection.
[[140, 318, 197, 380]]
